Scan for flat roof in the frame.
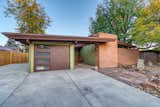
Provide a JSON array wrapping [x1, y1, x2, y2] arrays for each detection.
[[2, 32, 115, 44], [90, 33, 136, 48], [118, 41, 136, 48]]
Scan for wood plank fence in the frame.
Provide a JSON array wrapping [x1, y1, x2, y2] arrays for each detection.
[[0, 51, 28, 66]]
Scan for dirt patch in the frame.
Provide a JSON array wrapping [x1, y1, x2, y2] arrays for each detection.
[[100, 65, 160, 98]]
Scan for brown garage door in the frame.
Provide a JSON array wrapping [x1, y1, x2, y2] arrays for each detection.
[[35, 45, 70, 72], [50, 46, 70, 70]]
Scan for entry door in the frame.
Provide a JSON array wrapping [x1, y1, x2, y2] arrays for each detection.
[[50, 46, 70, 70]]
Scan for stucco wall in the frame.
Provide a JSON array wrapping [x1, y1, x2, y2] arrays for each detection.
[[118, 48, 139, 66], [97, 32, 118, 68]]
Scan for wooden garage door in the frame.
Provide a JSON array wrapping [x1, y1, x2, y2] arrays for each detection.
[[35, 45, 70, 72], [50, 46, 70, 70]]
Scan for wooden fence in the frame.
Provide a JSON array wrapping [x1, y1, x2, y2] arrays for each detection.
[[0, 51, 28, 66]]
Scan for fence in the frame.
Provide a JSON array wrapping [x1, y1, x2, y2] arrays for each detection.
[[0, 50, 28, 66], [118, 48, 139, 66]]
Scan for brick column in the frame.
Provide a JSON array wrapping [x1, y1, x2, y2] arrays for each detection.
[[97, 32, 118, 69]]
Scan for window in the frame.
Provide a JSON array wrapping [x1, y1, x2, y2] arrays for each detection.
[[35, 45, 51, 71], [36, 52, 50, 56], [36, 66, 49, 71], [36, 59, 50, 64]]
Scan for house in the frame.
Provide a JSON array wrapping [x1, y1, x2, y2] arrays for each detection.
[[0, 46, 13, 51], [2, 32, 139, 73], [140, 50, 160, 65]]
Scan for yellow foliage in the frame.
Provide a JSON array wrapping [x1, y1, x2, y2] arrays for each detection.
[[131, 0, 160, 47], [6, 0, 51, 34]]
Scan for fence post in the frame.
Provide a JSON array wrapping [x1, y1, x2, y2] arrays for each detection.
[[9, 51, 13, 64]]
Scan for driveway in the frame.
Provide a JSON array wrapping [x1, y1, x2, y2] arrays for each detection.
[[0, 64, 28, 105], [0, 64, 160, 107]]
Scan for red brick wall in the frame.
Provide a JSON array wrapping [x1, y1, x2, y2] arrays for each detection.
[[118, 48, 139, 66]]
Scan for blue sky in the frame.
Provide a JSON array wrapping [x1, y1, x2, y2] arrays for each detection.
[[0, 0, 102, 46]]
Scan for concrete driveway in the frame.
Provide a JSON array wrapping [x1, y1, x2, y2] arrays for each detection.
[[0, 64, 160, 107], [0, 64, 28, 105]]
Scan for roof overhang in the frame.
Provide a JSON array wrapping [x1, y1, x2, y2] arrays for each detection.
[[2, 32, 115, 44]]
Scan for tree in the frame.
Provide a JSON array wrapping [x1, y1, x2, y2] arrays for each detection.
[[131, 0, 160, 49], [4, 0, 51, 52], [90, 0, 144, 43], [5, 39, 25, 52], [5, 0, 51, 34]]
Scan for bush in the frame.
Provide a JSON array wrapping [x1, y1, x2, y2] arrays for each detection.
[[80, 44, 96, 66]]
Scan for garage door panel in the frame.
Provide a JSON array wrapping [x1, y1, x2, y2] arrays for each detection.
[[51, 46, 70, 70], [34, 45, 51, 71]]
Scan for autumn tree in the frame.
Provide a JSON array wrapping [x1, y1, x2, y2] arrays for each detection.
[[90, 0, 144, 44], [4, 0, 51, 51], [131, 0, 160, 49], [5, 0, 51, 34]]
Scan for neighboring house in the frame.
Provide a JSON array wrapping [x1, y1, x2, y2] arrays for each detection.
[[0, 46, 13, 51], [0, 45, 21, 52], [5, 46, 20, 52], [140, 50, 160, 65], [2, 32, 139, 73]]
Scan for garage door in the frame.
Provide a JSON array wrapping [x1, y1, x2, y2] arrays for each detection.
[[35, 45, 70, 72]]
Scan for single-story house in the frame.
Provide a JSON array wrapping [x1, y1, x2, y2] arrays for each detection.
[[140, 50, 160, 65], [2, 32, 139, 73], [0, 46, 13, 51]]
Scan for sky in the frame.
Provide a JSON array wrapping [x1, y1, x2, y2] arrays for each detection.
[[0, 0, 102, 46]]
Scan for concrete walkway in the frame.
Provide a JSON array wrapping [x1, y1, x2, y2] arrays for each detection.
[[0, 64, 160, 107]]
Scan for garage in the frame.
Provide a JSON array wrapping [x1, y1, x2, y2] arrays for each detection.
[[35, 45, 70, 72], [3, 32, 116, 73]]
